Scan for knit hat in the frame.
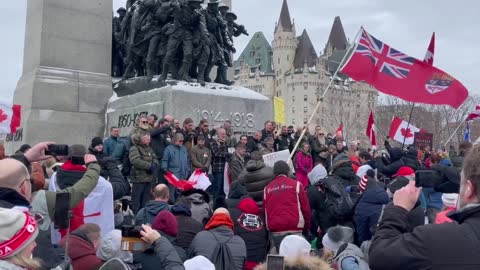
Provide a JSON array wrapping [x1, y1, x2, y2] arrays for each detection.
[[308, 164, 328, 185], [273, 160, 290, 177], [184, 256, 215, 270], [387, 176, 410, 194], [152, 211, 178, 237], [205, 213, 234, 231], [442, 193, 459, 208], [99, 258, 131, 270], [322, 226, 354, 252], [0, 208, 39, 259], [393, 166, 415, 178], [91, 137, 104, 148], [279, 235, 311, 258], [68, 144, 87, 158]]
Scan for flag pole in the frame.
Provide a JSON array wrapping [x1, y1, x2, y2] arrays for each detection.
[[288, 27, 363, 161], [401, 103, 415, 150], [444, 121, 464, 146]]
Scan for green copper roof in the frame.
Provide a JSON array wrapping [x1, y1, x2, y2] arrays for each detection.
[[234, 32, 274, 74]]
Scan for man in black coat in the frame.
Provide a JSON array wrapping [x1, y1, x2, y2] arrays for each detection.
[[369, 144, 480, 270]]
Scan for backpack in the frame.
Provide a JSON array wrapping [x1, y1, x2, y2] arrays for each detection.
[[208, 231, 236, 270], [323, 176, 355, 220]]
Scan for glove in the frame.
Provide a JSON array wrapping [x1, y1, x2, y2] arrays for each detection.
[[150, 163, 158, 174], [345, 186, 352, 193]]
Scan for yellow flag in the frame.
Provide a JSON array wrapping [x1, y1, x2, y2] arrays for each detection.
[[274, 96, 285, 125]]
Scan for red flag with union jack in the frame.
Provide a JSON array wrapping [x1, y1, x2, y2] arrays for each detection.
[[466, 105, 480, 121], [341, 28, 468, 109]]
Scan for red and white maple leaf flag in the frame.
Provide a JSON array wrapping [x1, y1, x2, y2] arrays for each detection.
[[366, 111, 377, 147], [466, 105, 480, 121], [388, 116, 420, 145], [0, 101, 21, 134], [424, 32, 435, 65]]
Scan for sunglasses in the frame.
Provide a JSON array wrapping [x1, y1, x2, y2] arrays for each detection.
[[28, 212, 45, 226], [319, 133, 325, 135], [178, 140, 184, 143], [141, 121, 148, 124]]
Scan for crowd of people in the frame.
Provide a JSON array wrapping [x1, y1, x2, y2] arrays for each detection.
[[0, 112, 479, 270]]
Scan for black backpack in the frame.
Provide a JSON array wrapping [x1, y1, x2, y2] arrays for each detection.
[[323, 176, 355, 220], [208, 232, 236, 270]]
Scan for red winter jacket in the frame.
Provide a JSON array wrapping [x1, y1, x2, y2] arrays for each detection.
[[263, 175, 311, 233]]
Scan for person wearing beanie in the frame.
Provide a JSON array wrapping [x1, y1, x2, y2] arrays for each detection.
[[171, 197, 204, 249], [59, 223, 103, 270], [308, 163, 328, 186], [189, 208, 247, 270], [135, 210, 187, 269], [0, 208, 41, 270], [228, 196, 269, 270], [264, 161, 311, 250], [354, 170, 389, 243], [322, 226, 368, 269], [435, 193, 459, 224], [184, 255, 215, 270], [279, 235, 311, 258]]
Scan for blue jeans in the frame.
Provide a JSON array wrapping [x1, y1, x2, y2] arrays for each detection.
[[212, 172, 225, 198]]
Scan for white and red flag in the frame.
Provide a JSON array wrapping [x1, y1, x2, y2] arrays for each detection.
[[366, 111, 377, 147], [466, 105, 480, 121], [0, 101, 21, 134], [424, 32, 435, 65], [388, 116, 420, 145]]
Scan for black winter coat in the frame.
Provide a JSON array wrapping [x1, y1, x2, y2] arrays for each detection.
[[376, 148, 405, 179], [331, 154, 358, 187], [370, 204, 480, 270], [237, 160, 274, 204], [150, 125, 172, 161]]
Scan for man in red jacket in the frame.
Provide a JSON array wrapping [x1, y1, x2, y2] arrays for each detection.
[[264, 160, 311, 250]]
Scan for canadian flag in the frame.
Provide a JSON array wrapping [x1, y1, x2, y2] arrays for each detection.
[[466, 105, 480, 121], [366, 111, 377, 147], [424, 32, 435, 65], [388, 116, 420, 145], [0, 102, 21, 134]]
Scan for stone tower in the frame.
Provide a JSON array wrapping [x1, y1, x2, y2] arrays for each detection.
[[324, 16, 348, 57], [272, 0, 297, 97]]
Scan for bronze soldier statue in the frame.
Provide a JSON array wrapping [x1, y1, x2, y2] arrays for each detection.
[[201, 0, 234, 85], [158, 0, 208, 85], [112, 7, 127, 77]]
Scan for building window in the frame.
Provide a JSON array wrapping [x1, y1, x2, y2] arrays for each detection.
[[292, 107, 295, 113], [304, 95, 308, 101], [239, 60, 244, 67], [278, 58, 280, 64], [250, 51, 255, 57], [287, 55, 289, 61], [292, 96, 295, 102], [304, 118, 308, 124], [304, 106, 308, 113], [357, 113, 361, 118], [292, 119, 296, 125], [321, 119, 324, 125], [304, 83, 308, 90], [256, 58, 261, 64]]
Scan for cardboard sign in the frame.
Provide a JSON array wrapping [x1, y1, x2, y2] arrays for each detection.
[[414, 132, 433, 150], [262, 150, 295, 172]]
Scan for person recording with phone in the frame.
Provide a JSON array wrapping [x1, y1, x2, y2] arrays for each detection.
[[369, 144, 480, 270], [0, 142, 102, 269]]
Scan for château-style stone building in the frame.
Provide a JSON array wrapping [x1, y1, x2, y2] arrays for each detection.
[[234, 0, 378, 144]]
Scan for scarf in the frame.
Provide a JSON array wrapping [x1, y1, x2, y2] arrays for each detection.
[[205, 213, 234, 231]]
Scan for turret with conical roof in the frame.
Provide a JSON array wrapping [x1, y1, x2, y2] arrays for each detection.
[[324, 16, 348, 57], [294, 29, 318, 70], [272, 0, 297, 80]]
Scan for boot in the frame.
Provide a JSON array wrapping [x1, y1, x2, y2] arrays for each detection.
[[214, 69, 222, 84], [219, 66, 232, 86], [146, 61, 155, 81], [204, 64, 214, 83], [197, 64, 207, 86], [180, 61, 194, 83]]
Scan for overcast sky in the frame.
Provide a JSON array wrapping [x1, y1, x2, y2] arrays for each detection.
[[1, 0, 479, 102]]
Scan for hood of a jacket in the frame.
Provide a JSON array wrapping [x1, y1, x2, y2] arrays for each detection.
[[255, 255, 332, 270], [97, 229, 133, 263], [56, 161, 87, 189], [245, 160, 266, 172], [182, 189, 210, 204], [365, 160, 377, 170], [448, 204, 480, 224], [389, 148, 404, 162], [0, 187, 30, 208], [143, 200, 170, 216], [406, 148, 418, 159], [237, 197, 260, 215], [228, 182, 248, 199], [171, 205, 192, 216], [361, 185, 389, 205]]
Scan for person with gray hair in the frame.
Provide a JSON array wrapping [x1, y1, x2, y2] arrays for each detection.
[[162, 132, 190, 202]]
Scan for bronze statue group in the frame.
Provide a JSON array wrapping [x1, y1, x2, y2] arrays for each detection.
[[112, 0, 248, 86]]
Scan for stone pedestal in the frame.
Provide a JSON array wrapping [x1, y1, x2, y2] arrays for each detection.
[[107, 81, 273, 137], [6, 0, 113, 153]]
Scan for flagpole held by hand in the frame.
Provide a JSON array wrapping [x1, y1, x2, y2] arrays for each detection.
[[444, 121, 465, 147], [401, 103, 416, 150]]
